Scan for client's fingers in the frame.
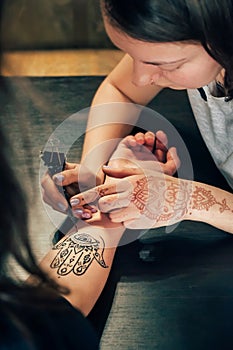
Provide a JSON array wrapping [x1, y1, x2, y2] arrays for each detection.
[[70, 182, 119, 207], [108, 207, 141, 222], [155, 130, 168, 150], [42, 192, 68, 213], [98, 191, 131, 213]]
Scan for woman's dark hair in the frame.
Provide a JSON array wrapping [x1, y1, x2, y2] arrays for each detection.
[[0, 123, 58, 291], [0, 1, 66, 346], [0, 91, 68, 292], [101, 0, 233, 98], [0, 0, 60, 293]]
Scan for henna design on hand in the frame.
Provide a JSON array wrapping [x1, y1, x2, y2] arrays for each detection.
[[164, 181, 192, 220], [192, 186, 233, 213], [131, 177, 149, 212], [130, 176, 191, 223], [77, 186, 112, 207], [51, 233, 108, 277], [98, 187, 111, 197]]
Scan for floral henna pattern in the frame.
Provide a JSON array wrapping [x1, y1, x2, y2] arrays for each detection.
[[130, 176, 165, 220], [192, 186, 232, 213], [131, 177, 149, 212], [130, 177, 191, 222], [51, 233, 108, 277], [163, 181, 192, 220], [142, 179, 168, 221]]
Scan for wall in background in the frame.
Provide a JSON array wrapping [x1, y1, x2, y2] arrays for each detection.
[[2, 0, 113, 50]]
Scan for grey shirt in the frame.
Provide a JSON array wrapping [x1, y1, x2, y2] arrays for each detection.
[[187, 85, 233, 190]]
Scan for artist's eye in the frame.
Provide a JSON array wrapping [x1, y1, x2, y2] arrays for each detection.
[[175, 65, 183, 70], [162, 64, 183, 72]]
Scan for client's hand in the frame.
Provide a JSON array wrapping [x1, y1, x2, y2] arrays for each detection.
[[69, 171, 192, 229], [70, 130, 182, 227]]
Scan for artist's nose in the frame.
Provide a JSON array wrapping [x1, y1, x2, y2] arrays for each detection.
[[132, 60, 160, 87]]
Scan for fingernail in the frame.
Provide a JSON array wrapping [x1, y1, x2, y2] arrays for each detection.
[[102, 165, 111, 169], [73, 209, 83, 215], [54, 174, 64, 184], [70, 198, 80, 206], [58, 202, 67, 212], [82, 212, 92, 219], [91, 207, 98, 213]]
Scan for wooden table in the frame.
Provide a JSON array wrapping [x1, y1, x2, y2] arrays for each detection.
[[2, 49, 124, 76]]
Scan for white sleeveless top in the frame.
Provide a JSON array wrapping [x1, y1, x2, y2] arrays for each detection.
[[187, 85, 233, 190]]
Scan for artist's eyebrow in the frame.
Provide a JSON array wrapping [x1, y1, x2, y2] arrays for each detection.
[[142, 58, 186, 66]]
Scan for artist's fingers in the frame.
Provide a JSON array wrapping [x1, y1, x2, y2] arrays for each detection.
[[41, 172, 68, 212], [144, 131, 156, 150], [64, 162, 78, 170], [83, 204, 98, 213], [102, 165, 143, 178], [52, 162, 96, 190], [134, 132, 146, 144], [162, 147, 180, 175], [155, 130, 168, 149], [71, 207, 93, 220], [153, 130, 168, 162], [122, 135, 137, 147], [71, 204, 98, 219], [42, 192, 68, 213], [53, 167, 79, 187]]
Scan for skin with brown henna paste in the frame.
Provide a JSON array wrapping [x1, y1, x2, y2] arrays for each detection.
[[192, 186, 233, 213], [98, 187, 112, 198], [78, 186, 115, 206], [130, 176, 192, 223], [70, 136, 233, 233]]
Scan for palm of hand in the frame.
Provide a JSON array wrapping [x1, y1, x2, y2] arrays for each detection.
[[108, 140, 159, 171]]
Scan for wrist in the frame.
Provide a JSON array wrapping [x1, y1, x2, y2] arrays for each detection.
[[73, 212, 125, 248], [184, 181, 233, 233]]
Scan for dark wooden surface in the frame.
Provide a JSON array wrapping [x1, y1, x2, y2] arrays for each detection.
[[2, 76, 233, 350]]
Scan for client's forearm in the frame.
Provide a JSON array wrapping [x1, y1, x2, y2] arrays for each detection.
[[39, 213, 124, 316], [186, 181, 233, 234]]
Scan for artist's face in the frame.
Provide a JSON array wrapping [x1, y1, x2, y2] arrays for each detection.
[[105, 20, 222, 89]]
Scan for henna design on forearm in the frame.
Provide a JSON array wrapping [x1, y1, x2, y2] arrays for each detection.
[[130, 176, 191, 222], [51, 233, 108, 277], [192, 186, 233, 213]]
